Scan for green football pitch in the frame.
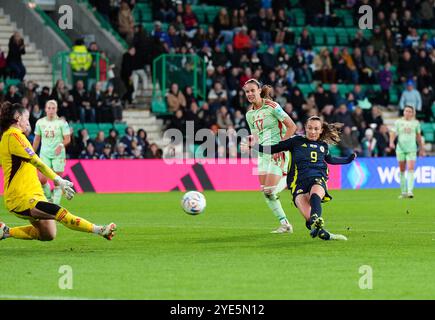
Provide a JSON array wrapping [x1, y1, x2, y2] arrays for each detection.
[[0, 189, 434, 300]]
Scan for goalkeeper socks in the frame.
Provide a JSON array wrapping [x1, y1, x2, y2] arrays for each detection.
[[309, 194, 322, 219], [407, 170, 415, 194], [400, 172, 407, 194], [55, 207, 99, 234], [42, 183, 52, 201], [52, 186, 62, 205], [9, 225, 40, 240]]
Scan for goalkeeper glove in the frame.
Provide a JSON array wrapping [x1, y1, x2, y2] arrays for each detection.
[[53, 176, 75, 200]]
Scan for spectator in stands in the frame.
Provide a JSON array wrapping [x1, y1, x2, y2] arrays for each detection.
[[388, 11, 400, 36], [313, 48, 335, 83], [298, 28, 313, 51], [50, 79, 69, 111], [58, 94, 77, 123], [79, 141, 99, 159], [166, 83, 187, 113], [233, 109, 247, 131], [375, 124, 393, 157], [71, 80, 93, 123], [197, 102, 216, 130], [291, 48, 312, 83], [105, 128, 119, 152], [0, 46, 6, 80], [361, 128, 378, 157], [207, 81, 227, 112], [6, 32, 26, 81], [419, 0, 435, 28], [251, 8, 272, 44], [99, 144, 113, 160], [399, 80, 422, 115], [398, 50, 417, 83], [351, 31, 369, 49], [5, 84, 21, 104], [136, 129, 149, 155], [0, 82, 4, 104], [144, 143, 163, 159], [274, 9, 293, 44], [261, 45, 278, 74], [367, 105, 384, 128], [118, 1, 135, 44], [233, 26, 251, 53], [30, 103, 43, 132], [329, 83, 346, 108], [216, 105, 233, 129], [421, 87, 434, 121], [101, 84, 120, 123], [362, 45, 380, 83], [120, 127, 138, 154], [370, 25, 384, 53], [77, 128, 91, 155], [334, 103, 354, 128], [155, 0, 176, 23], [112, 142, 132, 159], [314, 84, 332, 110], [379, 61, 393, 106], [93, 131, 106, 154], [90, 82, 105, 123], [69, 39, 92, 87], [213, 8, 232, 44], [339, 126, 362, 157], [38, 86, 51, 109], [182, 4, 199, 37]]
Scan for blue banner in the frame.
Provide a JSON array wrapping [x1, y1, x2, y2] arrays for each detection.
[[341, 157, 435, 189]]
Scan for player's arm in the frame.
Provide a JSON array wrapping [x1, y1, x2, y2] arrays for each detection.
[[32, 120, 42, 152], [389, 125, 397, 150], [32, 134, 41, 152], [272, 103, 297, 140], [255, 137, 297, 154], [325, 153, 356, 164], [9, 134, 75, 199], [416, 132, 425, 156]]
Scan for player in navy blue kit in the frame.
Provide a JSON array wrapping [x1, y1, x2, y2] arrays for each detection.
[[246, 116, 356, 241]]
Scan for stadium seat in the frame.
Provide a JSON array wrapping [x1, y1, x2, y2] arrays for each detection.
[[329, 144, 342, 157], [70, 123, 83, 135], [114, 122, 128, 134]]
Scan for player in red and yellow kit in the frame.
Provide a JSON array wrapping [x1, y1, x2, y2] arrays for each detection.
[[0, 102, 116, 241]]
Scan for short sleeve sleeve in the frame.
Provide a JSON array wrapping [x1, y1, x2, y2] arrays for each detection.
[[34, 120, 42, 136]]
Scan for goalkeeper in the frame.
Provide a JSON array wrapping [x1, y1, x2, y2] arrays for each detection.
[[0, 102, 116, 241]]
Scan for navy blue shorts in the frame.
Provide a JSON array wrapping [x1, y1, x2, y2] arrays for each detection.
[[290, 176, 332, 205]]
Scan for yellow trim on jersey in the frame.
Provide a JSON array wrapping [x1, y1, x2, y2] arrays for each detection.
[[290, 163, 298, 194]]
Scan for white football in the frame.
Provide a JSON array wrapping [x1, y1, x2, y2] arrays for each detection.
[[181, 191, 206, 215]]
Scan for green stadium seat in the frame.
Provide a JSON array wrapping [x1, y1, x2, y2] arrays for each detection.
[[114, 122, 128, 134], [69, 123, 83, 135]]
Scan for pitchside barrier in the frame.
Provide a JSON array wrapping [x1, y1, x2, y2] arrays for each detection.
[[0, 157, 434, 194]]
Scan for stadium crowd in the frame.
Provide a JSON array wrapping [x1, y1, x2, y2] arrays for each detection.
[[1, 0, 434, 159]]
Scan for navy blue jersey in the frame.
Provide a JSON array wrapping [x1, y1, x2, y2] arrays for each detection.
[[258, 135, 355, 186]]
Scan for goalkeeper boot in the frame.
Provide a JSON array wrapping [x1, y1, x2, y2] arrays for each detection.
[[271, 223, 293, 234], [0, 222, 9, 240], [101, 223, 117, 240]]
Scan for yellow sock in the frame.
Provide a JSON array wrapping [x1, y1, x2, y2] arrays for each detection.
[[9, 225, 40, 240], [55, 208, 98, 234]]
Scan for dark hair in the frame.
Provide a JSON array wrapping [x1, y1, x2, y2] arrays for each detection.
[[404, 105, 415, 113], [0, 102, 27, 137], [306, 116, 343, 145], [243, 79, 274, 100]]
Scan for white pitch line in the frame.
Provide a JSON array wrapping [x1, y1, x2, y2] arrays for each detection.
[[0, 294, 114, 300]]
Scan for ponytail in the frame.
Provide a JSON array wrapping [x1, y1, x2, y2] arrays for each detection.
[[306, 116, 343, 145], [319, 122, 343, 145], [260, 85, 273, 100]]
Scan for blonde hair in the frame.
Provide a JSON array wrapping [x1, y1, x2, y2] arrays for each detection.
[[45, 99, 58, 109]]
